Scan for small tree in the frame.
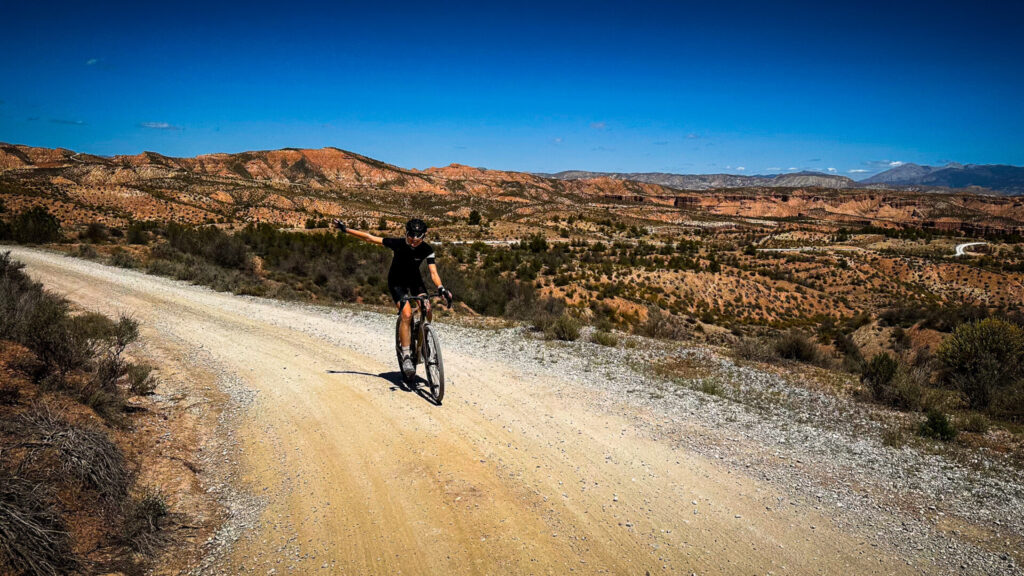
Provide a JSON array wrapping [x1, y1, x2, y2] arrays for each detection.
[[938, 318, 1024, 417], [468, 210, 482, 226], [12, 206, 61, 244], [377, 217, 387, 230]]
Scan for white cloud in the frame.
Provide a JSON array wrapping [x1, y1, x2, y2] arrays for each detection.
[[589, 121, 606, 130], [140, 121, 181, 130], [765, 167, 781, 171], [736, 166, 746, 171], [552, 137, 563, 144], [827, 167, 837, 173], [848, 169, 869, 173], [788, 167, 799, 171], [686, 133, 700, 139], [889, 161, 903, 167], [86, 58, 98, 66]]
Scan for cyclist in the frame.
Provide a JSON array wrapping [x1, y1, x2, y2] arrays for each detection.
[[332, 218, 453, 378]]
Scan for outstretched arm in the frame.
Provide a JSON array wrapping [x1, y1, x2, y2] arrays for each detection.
[[333, 219, 383, 245]]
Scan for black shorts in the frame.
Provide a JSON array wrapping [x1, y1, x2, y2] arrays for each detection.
[[389, 280, 428, 304]]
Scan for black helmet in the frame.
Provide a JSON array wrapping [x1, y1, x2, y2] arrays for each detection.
[[405, 218, 428, 238]]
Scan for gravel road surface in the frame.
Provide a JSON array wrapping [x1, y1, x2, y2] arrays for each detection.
[[7, 246, 1022, 575]]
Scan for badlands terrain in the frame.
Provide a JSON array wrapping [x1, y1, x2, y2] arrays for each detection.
[[2, 143, 1024, 574]]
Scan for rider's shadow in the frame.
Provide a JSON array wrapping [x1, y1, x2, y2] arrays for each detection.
[[327, 370, 440, 406]]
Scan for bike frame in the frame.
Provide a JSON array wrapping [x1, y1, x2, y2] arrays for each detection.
[[397, 294, 433, 361]]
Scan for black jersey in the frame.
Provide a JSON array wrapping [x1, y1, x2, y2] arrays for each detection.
[[382, 237, 436, 286]]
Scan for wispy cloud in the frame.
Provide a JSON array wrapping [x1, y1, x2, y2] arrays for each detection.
[[827, 167, 837, 173], [686, 133, 700, 139], [736, 166, 746, 171], [787, 167, 799, 171], [848, 169, 869, 173], [140, 121, 181, 130], [49, 118, 86, 125], [864, 159, 903, 167], [591, 146, 615, 152], [807, 158, 822, 163], [552, 137, 563, 144], [765, 167, 781, 172], [653, 140, 669, 146], [86, 58, 99, 66], [589, 121, 606, 130]]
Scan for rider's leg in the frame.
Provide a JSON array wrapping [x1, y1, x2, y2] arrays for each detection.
[[398, 301, 414, 349]]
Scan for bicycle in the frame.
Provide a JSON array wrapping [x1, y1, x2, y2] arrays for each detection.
[[395, 294, 448, 404]]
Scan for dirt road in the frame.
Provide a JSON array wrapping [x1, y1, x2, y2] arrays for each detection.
[[10, 247, 938, 575]]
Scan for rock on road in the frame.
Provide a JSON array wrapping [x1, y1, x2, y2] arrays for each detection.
[[8, 246, 933, 575]]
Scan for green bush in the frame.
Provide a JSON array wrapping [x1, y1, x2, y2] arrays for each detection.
[[917, 410, 957, 441], [544, 314, 581, 341], [959, 413, 990, 434], [111, 249, 139, 269], [590, 330, 619, 347], [773, 331, 824, 364], [127, 363, 157, 395], [863, 353, 898, 399], [937, 318, 1024, 419], [80, 222, 110, 243], [11, 206, 62, 244], [126, 221, 153, 245]]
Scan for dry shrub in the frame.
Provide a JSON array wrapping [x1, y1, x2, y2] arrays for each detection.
[[959, 413, 990, 434], [127, 363, 157, 395], [544, 314, 581, 341], [636, 307, 687, 340], [773, 331, 825, 365], [0, 470, 77, 576], [25, 407, 130, 503], [0, 384, 19, 406], [589, 330, 619, 347], [119, 489, 169, 554], [733, 337, 774, 362]]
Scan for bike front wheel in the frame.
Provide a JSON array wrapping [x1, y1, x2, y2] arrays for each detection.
[[422, 324, 445, 404]]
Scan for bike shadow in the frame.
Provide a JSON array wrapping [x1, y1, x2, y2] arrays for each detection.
[[326, 370, 440, 406]]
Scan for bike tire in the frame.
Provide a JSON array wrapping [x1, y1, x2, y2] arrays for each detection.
[[422, 324, 445, 404]]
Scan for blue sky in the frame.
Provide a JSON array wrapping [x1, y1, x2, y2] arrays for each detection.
[[1, 1, 1022, 177]]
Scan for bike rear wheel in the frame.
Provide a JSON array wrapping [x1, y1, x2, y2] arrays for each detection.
[[422, 324, 445, 404]]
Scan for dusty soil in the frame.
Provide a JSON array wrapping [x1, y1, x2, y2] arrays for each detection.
[[6, 246, 996, 575]]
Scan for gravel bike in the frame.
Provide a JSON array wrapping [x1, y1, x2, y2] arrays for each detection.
[[395, 294, 448, 404]]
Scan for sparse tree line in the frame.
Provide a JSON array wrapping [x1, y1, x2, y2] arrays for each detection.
[[3, 205, 1023, 438]]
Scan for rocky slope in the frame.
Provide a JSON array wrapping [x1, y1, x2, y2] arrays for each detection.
[[2, 143, 1023, 234]]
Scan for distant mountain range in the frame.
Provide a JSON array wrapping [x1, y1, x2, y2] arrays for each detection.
[[539, 170, 857, 190], [542, 163, 1024, 195]]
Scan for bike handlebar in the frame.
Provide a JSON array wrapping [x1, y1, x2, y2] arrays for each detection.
[[397, 293, 452, 310]]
